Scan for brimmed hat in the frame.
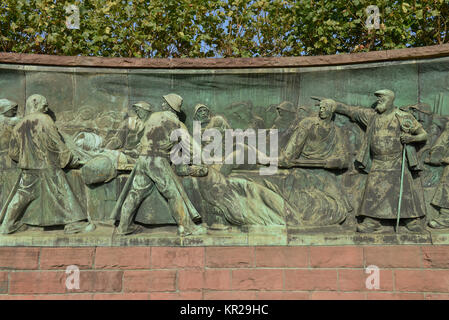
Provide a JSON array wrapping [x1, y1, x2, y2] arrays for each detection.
[[276, 101, 295, 113], [132, 101, 154, 113], [405, 103, 432, 115]]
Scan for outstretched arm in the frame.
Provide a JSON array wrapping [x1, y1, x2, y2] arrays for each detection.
[[335, 102, 373, 128], [312, 96, 373, 127]]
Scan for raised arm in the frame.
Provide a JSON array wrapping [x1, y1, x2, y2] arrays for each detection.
[[312, 96, 373, 128], [334, 102, 373, 128]]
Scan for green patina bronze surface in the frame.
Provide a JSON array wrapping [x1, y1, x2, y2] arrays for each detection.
[[0, 56, 449, 246]]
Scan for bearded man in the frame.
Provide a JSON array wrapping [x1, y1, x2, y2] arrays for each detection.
[[330, 89, 428, 233]]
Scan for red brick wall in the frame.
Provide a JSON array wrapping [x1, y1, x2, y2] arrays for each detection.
[[0, 246, 448, 300]]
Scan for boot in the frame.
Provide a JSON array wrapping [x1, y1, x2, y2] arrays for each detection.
[[357, 217, 383, 233], [404, 218, 425, 233], [428, 208, 449, 229]]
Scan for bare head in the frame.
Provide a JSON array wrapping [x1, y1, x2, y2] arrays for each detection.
[[26, 94, 48, 115], [319, 99, 336, 120], [374, 89, 395, 114]]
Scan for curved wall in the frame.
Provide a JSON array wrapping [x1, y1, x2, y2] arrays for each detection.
[[1, 46, 449, 129]]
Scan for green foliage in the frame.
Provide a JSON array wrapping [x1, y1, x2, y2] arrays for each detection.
[[0, 0, 448, 57]]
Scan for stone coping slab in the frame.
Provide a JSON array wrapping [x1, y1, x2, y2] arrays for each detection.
[[0, 225, 447, 247], [0, 44, 449, 69]]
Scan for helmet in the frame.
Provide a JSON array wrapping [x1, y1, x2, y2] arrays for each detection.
[[0, 99, 18, 115], [163, 93, 183, 112]]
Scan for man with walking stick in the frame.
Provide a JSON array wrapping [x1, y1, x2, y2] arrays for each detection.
[[321, 90, 428, 233]]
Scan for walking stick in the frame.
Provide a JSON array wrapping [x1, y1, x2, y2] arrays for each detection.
[[396, 145, 406, 233]]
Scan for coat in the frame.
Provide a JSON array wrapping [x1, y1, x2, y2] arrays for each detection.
[[7, 112, 86, 226], [341, 106, 426, 219]]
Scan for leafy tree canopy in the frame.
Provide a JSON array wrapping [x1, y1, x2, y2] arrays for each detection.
[[0, 0, 448, 58]]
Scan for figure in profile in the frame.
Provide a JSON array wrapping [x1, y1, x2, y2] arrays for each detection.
[[113, 94, 206, 236], [0, 99, 21, 208], [0, 99, 20, 169], [0, 94, 93, 234]]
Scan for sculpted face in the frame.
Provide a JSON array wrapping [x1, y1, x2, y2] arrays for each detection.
[[135, 107, 150, 121], [195, 107, 210, 123], [161, 102, 171, 112], [30, 96, 48, 114], [319, 102, 333, 120], [375, 94, 393, 114], [26, 95, 49, 115]]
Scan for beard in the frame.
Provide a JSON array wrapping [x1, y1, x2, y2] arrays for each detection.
[[375, 101, 388, 113]]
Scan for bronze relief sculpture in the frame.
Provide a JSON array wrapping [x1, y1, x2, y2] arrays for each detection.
[[0, 94, 94, 234], [328, 90, 428, 233], [0, 84, 448, 241]]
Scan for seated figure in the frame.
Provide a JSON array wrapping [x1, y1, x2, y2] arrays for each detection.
[[279, 99, 350, 169]]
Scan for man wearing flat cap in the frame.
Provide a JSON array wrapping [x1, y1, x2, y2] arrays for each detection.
[[327, 89, 428, 233]]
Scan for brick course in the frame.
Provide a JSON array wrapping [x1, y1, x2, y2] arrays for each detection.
[[0, 245, 447, 300]]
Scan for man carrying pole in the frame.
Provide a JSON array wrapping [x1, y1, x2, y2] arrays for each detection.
[[113, 93, 206, 236]]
